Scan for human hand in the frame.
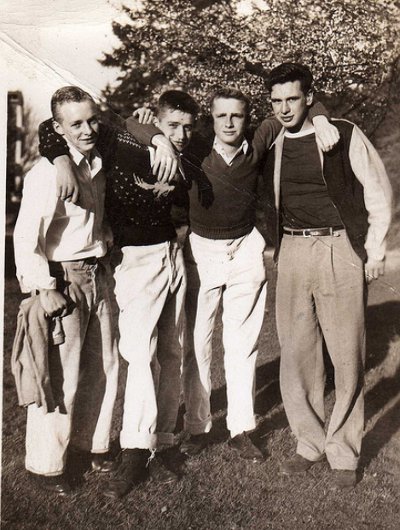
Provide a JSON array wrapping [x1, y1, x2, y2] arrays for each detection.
[[132, 107, 155, 124], [39, 289, 68, 317], [54, 155, 80, 203], [151, 135, 179, 183], [365, 257, 385, 284], [313, 116, 340, 152]]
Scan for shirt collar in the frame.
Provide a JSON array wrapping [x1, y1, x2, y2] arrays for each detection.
[[213, 137, 249, 165], [67, 142, 102, 175], [283, 126, 315, 139]]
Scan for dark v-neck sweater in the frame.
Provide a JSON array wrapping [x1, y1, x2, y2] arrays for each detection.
[[189, 147, 259, 239]]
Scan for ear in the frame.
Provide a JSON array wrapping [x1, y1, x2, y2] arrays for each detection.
[[153, 116, 160, 128], [52, 119, 64, 136], [306, 90, 314, 106]]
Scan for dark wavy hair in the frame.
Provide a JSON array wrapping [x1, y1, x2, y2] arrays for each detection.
[[266, 63, 313, 94]]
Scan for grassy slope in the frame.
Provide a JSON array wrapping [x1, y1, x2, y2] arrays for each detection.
[[2, 244, 400, 529]]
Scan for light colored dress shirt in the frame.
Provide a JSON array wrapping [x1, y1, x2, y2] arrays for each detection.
[[213, 137, 249, 166], [14, 145, 112, 293]]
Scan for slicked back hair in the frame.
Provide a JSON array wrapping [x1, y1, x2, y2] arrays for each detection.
[[266, 63, 313, 95], [51, 86, 96, 122]]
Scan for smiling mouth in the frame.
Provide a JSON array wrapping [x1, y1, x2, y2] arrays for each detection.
[[281, 116, 293, 122]]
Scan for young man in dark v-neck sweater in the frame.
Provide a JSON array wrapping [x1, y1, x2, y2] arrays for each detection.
[[127, 88, 340, 461], [264, 63, 392, 489]]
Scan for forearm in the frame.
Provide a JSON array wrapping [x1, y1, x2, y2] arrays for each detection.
[[125, 117, 161, 147]]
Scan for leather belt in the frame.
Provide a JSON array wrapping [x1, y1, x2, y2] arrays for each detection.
[[283, 226, 344, 237]]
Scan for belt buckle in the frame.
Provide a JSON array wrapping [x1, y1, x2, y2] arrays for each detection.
[[303, 230, 312, 238]]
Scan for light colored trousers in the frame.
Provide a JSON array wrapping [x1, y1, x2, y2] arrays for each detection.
[[276, 231, 366, 470], [25, 260, 119, 476], [114, 240, 186, 450], [182, 228, 267, 437]]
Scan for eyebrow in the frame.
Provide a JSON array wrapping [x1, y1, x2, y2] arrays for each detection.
[[215, 112, 244, 117], [271, 96, 301, 101]]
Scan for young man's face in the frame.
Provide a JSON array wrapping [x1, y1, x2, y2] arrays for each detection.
[[211, 98, 247, 148], [270, 80, 313, 132], [155, 108, 195, 152], [53, 100, 99, 155]]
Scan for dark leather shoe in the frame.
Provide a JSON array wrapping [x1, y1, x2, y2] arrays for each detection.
[[29, 472, 73, 496], [280, 454, 321, 475], [91, 452, 118, 473], [228, 432, 264, 463], [103, 449, 149, 500], [331, 469, 358, 490], [148, 452, 178, 484], [180, 433, 209, 457]]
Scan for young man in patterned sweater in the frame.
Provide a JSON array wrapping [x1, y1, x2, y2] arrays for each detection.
[[38, 90, 199, 499]]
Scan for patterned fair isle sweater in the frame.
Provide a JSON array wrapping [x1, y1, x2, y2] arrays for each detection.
[[38, 120, 187, 246]]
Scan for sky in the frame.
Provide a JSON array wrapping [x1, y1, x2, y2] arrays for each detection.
[[0, 0, 259, 124], [0, 0, 129, 124]]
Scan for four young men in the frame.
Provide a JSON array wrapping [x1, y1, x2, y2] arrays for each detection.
[[13, 62, 392, 497]]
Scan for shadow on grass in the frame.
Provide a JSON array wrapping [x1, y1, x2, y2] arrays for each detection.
[[361, 364, 400, 469], [4, 232, 400, 463], [177, 299, 400, 456], [4, 233, 16, 280]]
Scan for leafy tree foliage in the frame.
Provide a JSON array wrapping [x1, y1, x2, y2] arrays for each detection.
[[101, 0, 399, 133]]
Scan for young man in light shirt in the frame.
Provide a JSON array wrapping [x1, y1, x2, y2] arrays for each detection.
[[263, 63, 392, 489], [13, 86, 119, 495]]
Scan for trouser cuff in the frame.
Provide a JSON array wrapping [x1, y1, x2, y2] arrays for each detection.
[[120, 431, 175, 450], [297, 444, 325, 463], [183, 414, 212, 435]]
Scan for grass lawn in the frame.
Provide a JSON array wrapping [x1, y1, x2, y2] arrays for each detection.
[[2, 232, 400, 529]]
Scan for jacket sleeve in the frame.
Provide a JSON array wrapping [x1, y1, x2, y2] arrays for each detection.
[[125, 117, 160, 146], [38, 119, 69, 162], [349, 125, 392, 261], [14, 163, 58, 292]]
